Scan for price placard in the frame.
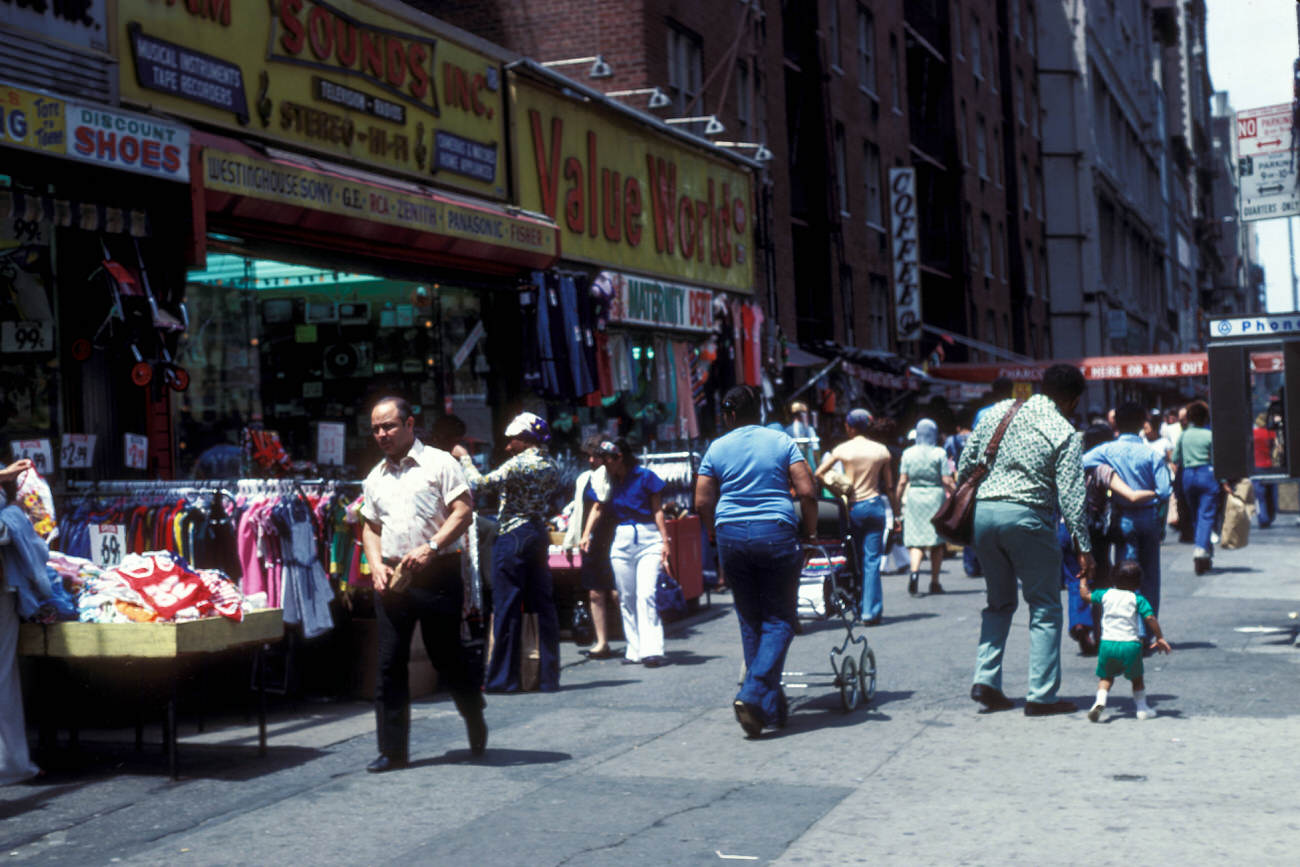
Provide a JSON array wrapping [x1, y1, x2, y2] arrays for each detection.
[[10, 439, 53, 474], [317, 421, 346, 467], [60, 433, 97, 469], [89, 524, 127, 568], [124, 433, 148, 470], [1, 321, 53, 353]]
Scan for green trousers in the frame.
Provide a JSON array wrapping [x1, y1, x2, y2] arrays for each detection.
[[971, 500, 1064, 704]]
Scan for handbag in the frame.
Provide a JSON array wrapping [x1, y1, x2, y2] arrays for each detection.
[[653, 568, 688, 618], [930, 399, 1025, 546]]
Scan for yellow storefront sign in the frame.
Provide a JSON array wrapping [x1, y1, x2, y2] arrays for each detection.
[[117, 0, 507, 199], [202, 148, 556, 256], [0, 83, 65, 156], [509, 75, 755, 293]]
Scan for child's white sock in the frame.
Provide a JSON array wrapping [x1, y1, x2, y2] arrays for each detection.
[[1134, 689, 1154, 719], [1088, 689, 1108, 722]]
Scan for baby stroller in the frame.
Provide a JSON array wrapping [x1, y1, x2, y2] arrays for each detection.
[[786, 498, 878, 711]]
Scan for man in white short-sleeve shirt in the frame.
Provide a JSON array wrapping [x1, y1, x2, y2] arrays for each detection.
[[360, 397, 486, 772]]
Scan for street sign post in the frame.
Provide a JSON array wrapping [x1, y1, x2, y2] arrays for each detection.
[[1236, 103, 1300, 222]]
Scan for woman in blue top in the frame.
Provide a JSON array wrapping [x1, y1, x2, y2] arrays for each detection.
[[582, 438, 671, 667], [695, 386, 818, 738]]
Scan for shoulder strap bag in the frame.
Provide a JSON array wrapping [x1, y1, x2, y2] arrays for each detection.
[[930, 399, 1026, 546]]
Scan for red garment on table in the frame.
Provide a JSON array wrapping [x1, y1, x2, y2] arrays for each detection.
[[113, 552, 215, 620]]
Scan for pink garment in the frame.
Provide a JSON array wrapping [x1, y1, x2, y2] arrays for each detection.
[[671, 341, 700, 437], [746, 305, 765, 386], [237, 504, 267, 601]]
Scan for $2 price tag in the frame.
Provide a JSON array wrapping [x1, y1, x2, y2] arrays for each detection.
[[60, 434, 97, 469]]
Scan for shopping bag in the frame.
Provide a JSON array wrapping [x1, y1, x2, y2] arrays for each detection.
[[1221, 492, 1250, 550], [520, 612, 541, 691]]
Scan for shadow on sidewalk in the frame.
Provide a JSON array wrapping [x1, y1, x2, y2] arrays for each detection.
[[413, 747, 572, 768], [768, 689, 916, 738], [30, 741, 326, 783]]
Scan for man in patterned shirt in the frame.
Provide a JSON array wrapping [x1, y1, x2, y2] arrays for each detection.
[[453, 412, 561, 692], [958, 364, 1095, 717]]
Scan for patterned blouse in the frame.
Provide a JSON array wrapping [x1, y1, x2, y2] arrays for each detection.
[[957, 395, 1091, 552], [459, 447, 559, 534]]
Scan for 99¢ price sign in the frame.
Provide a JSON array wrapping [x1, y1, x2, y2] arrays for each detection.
[[60, 433, 97, 469], [124, 433, 148, 470], [9, 439, 53, 474], [1, 321, 53, 353]]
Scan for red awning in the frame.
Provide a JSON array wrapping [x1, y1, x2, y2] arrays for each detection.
[[932, 352, 1285, 383], [191, 133, 559, 275]]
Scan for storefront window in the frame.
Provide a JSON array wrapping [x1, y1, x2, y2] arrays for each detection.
[[178, 247, 486, 477]]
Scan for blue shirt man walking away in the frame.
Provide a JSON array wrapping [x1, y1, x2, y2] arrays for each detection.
[[695, 385, 818, 738], [1082, 401, 1171, 630]]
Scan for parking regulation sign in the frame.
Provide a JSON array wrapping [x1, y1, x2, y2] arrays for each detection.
[[1237, 103, 1300, 222]]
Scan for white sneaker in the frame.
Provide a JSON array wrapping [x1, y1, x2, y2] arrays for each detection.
[[1136, 707, 1156, 720], [1087, 704, 1104, 722]]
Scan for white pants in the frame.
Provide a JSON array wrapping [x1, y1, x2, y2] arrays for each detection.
[[609, 523, 664, 661], [1, 590, 39, 785]]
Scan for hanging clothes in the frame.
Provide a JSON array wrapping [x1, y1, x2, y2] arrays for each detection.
[[558, 274, 595, 397], [607, 331, 634, 392], [672, 341, 700, 438]]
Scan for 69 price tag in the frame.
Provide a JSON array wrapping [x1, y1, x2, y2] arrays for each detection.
[[89, 524, 127, 568], [1, 321, 53, 353]]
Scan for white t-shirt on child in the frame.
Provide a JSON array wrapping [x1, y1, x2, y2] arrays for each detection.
[[1094, 588, 1154, 643]]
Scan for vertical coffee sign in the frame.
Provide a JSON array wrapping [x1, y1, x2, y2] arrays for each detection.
[[889, 167, 922, 342]]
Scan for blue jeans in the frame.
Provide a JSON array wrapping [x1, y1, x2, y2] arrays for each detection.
[[1253, 478, 1277, 528], [849, 497, 887, 621], [1115, 507, 1162, 618], [972, 501, 1064, 703], [487, 520, 560, 692], [962, 545, 982, 576], [1056, 519, 1093, 634], [1181, 466, 1219, 555], [716, 520, 803, 726]]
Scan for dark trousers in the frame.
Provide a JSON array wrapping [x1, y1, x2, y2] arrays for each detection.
[[486, 520, 560, 692], [375, 554, 481, 760]]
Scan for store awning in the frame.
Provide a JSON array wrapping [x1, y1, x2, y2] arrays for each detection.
[[192, 133, 559, 275], [932, 352, 1285, 383]]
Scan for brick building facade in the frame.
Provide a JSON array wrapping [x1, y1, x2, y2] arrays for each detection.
[[420, 0, 1050, 363]]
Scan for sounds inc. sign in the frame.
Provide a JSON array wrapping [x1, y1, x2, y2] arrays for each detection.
[[117, 0, 507, 198]]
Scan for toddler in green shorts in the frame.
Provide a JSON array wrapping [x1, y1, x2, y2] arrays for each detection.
[[1079, 561, 1171, 721]]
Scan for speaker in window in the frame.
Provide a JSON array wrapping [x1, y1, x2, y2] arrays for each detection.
[[323, 341, 373, 379]]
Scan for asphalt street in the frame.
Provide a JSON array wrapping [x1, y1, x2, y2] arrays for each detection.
[[3, 518, 1300, 866]]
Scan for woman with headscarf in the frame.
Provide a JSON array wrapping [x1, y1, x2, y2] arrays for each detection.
[[454, 412, 561, 692], [814, 408, 899, 626], [896, 418, 955, 596]]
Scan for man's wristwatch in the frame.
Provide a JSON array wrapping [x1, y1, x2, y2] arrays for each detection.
[[427, 539, 440, 555]]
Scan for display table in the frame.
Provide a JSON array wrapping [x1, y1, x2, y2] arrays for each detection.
[[20, 609, 284, 779]]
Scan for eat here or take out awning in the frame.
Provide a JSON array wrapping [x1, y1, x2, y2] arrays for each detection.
[[931, 352, 1285, 383], [192, 133, 559, 275]]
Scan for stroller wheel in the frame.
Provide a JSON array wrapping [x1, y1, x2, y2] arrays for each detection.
[[71, 339, 93, 361], [839, 655, 860, 711], [859, 648, 877, 703], [131, 361, 153, 387]]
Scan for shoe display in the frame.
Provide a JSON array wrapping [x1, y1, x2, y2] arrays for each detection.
[[1024, 700, 1077, 717], [970, 683, 1014, 712], [733, 699, 763, 738], [366, 754, 407, 773], [1087, 704, 1104, 722]]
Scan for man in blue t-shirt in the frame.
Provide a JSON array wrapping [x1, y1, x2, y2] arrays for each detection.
[[696, 385, 817, 739]]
